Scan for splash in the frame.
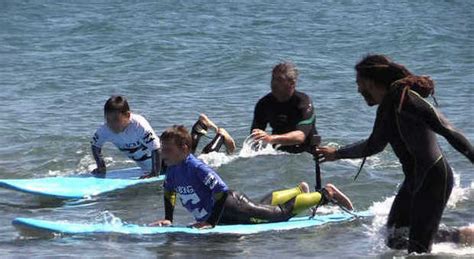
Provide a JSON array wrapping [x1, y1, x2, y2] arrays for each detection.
[[96, 211, 125, 225], [239, 135, 282, 158], [365, 195, 395, 253], [76, 154, 115, 174], [431, 242, 474, 256], [364, 171, 474, 256], [198, 135, 283, 168], [447, 170, 472, 208], [198, 152, 237, 168]]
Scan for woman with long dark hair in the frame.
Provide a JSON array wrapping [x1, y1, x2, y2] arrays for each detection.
[[317, 54, 474, 253]]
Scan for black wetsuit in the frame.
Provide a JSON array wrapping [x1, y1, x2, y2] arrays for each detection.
[[191, 126, 225, 155], [219, 190, 297, 224], [337, 87, 474, 253], [251, 91, 317, 153]]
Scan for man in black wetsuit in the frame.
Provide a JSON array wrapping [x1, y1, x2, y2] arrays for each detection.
[[317, 54, 474, 253], [251, 62, 317, 153]]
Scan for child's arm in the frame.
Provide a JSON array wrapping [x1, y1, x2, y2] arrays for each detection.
[[135, 115, 162, 177], [140, 149, 162, 179], [164, 190, 176, 222], [90, 128, 108, 176], [91, 145, 106, 175], [149, 190, 175, 226], [206, 191, 228, 226]]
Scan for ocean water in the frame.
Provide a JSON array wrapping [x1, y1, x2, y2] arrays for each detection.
[[0, 0, 473, 257]]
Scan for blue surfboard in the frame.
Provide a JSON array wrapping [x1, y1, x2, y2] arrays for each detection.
[[0, 167, 165, 199], [12, 211, 371, 235]]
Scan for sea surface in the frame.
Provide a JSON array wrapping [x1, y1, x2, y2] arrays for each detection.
[[0, 0, 473, 258]]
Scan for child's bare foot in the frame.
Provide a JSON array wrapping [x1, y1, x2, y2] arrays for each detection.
[[218, 128, 236, 154], [324, 183, 353, 211], [298, 181, 310, 193], [198, 114, 218, 133], [459, 226, 474, 245]]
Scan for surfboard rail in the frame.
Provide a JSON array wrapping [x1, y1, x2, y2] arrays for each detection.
[[12, 211, 372, 236]]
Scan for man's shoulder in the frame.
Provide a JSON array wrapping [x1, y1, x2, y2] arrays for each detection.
[[294, 90, 312, 102], [256, 93, 274, 106], [294, 91, 313, 108]]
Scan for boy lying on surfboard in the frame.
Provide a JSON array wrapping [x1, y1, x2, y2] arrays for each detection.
[[150, 125, 353, 229], [90, 95, 162, 179]]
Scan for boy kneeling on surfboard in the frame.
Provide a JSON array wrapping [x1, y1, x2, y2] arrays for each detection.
[[150, 125, 353, 229], [90, 95, 162, 179]]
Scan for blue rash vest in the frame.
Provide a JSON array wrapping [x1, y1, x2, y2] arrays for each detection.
[[163, 154, 228, 222]]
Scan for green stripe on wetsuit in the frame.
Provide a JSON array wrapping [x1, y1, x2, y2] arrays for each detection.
[[297, 115, 315, 126]]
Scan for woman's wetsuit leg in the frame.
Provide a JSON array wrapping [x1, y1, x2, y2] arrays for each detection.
[[408, 158, 453, 253], [386, 182, 412, 249]]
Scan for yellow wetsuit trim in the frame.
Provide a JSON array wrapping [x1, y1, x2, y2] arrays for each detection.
[[164, 190, 176, 206], [270, 186, 304, 206], [291, 192, 322, 215]]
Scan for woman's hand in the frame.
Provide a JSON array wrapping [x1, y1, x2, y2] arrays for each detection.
[[315, 146, 339, 163]]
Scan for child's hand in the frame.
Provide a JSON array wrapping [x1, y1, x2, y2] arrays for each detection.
[[190, 222, 213, 229], [149, 219, 172, 227], [139, 172, 156, 179]]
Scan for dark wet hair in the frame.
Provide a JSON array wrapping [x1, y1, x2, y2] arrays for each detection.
[[104, 95, 130, 115], [160, 125, 192, 149], [355, 54, 413, 89], [272, 62, 299, 84]]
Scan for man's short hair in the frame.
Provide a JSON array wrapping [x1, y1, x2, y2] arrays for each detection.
[[272, 62, 299, 84]]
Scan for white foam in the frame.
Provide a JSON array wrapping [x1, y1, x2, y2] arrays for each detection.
[[239, 135, 283, 158], [198, 135, 283, 168], [364, 172, 474, 256], [431, 242, 474, 256], [198, 152, 237, 168], [96, 211, 125, 225], [447, 170, 472, 208], [365, 196, 395, 252], [77, 154, 114, 174], [47, 170, 64, 177]]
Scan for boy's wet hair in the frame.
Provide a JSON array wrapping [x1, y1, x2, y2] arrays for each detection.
[[160, 125, 193, 149], [104, 95, 130, 115]]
